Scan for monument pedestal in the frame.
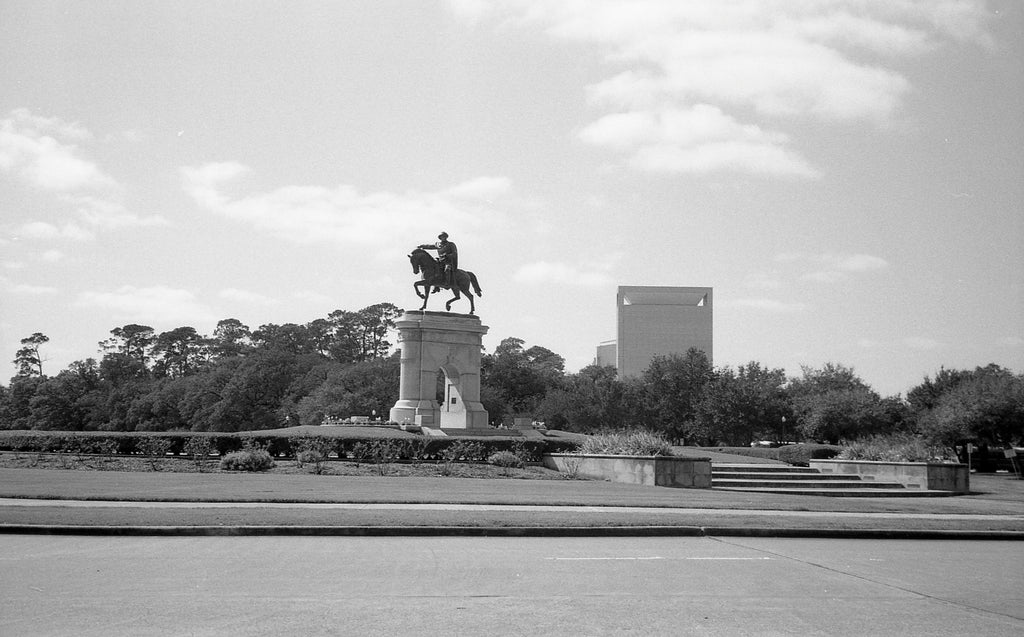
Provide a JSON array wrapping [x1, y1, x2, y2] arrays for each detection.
[[389, 311, 490, 432]]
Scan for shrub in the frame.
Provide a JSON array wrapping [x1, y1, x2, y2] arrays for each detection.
[[578, 431, 673, 456], [291, 436, 332, 456], [775, 443, 840, 466], [212, 435, 243, 456], [352, 440, 401, 475], [436, 440, 485, 475], [838, 434, 958, 463], [137, 436, 173, 455], [292, 436, 331, 473], [442, 440, 485, 462], [183, 437, 213, 470], [136, 436, 173, 471], [219, 449, 275, 472], [296, 449, 327, 472], [488, 450, 525, 469]]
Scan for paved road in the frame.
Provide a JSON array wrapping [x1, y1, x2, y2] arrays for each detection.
[[2, 536, 1021, 636]]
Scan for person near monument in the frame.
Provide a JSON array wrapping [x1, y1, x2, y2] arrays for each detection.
[[418, 231, 458, 290]]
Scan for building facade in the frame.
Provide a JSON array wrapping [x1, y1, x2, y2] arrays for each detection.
[[597, 286, 713, 378]]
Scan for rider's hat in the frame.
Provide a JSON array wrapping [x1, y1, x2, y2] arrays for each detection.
[[438, 231, 449, 239]]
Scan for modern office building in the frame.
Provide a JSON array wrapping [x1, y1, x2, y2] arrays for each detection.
[[594, 340, 617, 368], [595, 286, 713, 378]]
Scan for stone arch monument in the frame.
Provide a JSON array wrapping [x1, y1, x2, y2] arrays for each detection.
[[389, 310, 489, 431]]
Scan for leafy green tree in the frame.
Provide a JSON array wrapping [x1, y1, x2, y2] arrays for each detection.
[[325, 303, 400, 362], [355, 303, 401, 361], [151, 327, 207, 377], [916, 366, 1024, 447], [788, 363, 889, 443], [641, 348, 715, 444], [481, 337, 566, 423], [97, 332, 156, 431], [305, 318, 334, 358], [0, 375, 44, 429], [28, 359, 105, 430], [538, 364, 645, 432], [695, 362, 791, 446], [295, 356, 400, 425], [0, 384, 11, 429], [252, 323, 315, 356], [13, 332, 49, 377], [209, 318, 252, 359], [125, 375, 195, 431], [325, 310, 361, 362], [99, 324, 154, 370], [187, 349, 324, 431], [906, 366, 974, 414]]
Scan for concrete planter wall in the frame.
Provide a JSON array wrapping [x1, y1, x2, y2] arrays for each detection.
[[810, 459, 969, 493], [543, 453, 712, 488]]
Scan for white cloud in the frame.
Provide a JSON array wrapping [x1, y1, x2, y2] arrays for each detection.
[[783, 252, 890, 282], [181, 162, 511, 254], [743, 272, 783, 291], [726, 298, 808, 313], [579, 104, 818, 177], [219, 287, 279, 306], [3, 281, 58, 296], [39, 250, 64, 262], [179, 161, 250, 209], [15, 221, 94, 242], [836, 253, 890, 272], [61, 195, 167, 230], [457, 1, 992, 177], [800, 270, 844, 284], [293, 290, 333, 305], [904, 336, 944, 350], [0, 109, 115, 191], [75, 286, 218, 325], [513, 260, 615, 287], [1, 109, 163, 238], [998, 336, 1024, 348], [443, 176, 512, 200]]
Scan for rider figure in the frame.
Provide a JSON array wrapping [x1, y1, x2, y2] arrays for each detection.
[[418, 231, 458, 290]]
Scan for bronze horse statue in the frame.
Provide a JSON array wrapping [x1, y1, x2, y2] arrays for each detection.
[[409, 248, 482, 314]]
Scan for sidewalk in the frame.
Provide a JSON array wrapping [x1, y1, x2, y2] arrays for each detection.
[[2, 468, 1022, 538]]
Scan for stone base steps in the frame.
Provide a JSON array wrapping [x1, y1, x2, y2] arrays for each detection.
[[712, 463, 955, 497]]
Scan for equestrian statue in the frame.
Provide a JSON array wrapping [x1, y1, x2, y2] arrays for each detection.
[[410, 231, 482, 314]]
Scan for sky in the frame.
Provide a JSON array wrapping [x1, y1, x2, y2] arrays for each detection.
[[1, 0, 1022, 398]]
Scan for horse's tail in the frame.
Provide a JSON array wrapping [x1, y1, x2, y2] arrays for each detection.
[[469, 271, 482, 297]]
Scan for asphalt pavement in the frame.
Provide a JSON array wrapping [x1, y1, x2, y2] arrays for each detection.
[[5, 536, 1022, 636]]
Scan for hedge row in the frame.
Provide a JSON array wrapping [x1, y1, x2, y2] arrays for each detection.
[[0, 430, 580, 463], [700, 443, 841, 466]]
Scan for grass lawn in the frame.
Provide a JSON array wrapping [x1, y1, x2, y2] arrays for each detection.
[[1, 444, 1022, 534]]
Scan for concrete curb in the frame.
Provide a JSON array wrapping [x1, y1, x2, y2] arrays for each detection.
[[3, 523, 1023, 540]]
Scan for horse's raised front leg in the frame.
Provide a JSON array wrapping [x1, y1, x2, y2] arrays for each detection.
[[414, 282, 425, 300], [415, 283, 430, 310]]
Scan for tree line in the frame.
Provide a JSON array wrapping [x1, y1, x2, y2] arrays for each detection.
[[1, 303, 403, 432], [2, 307, 1022, 452], [482, 340, 1022, 449]]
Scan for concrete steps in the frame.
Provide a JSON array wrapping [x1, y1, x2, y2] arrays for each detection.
[[712, 463, 954, 497]]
